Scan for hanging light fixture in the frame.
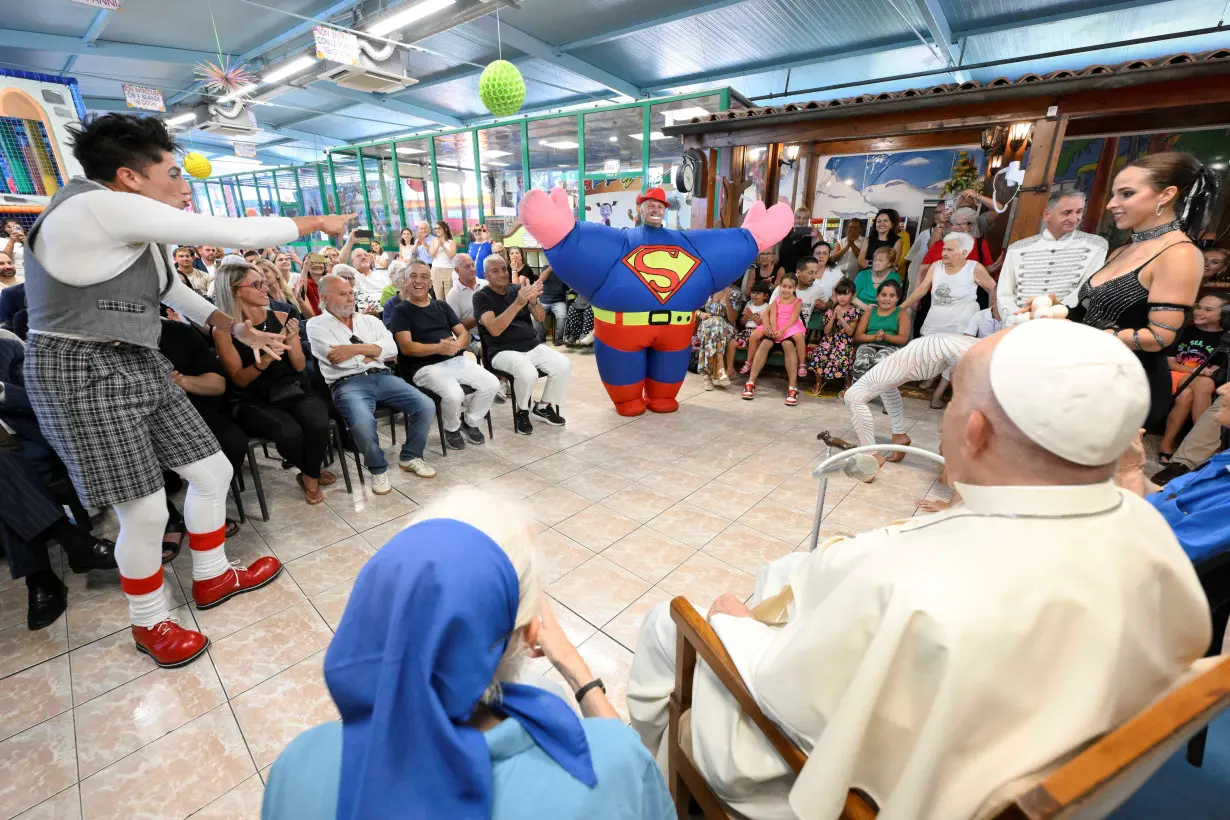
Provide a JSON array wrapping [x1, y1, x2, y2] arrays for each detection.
[[1008, 122, 1033, 152], [781, 144, 801, 168]]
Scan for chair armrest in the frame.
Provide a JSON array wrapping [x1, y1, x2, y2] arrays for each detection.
[[669, 597, 808, 774]]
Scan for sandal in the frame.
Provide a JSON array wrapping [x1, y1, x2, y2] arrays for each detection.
[[739, 362, 751, 375], [797, 367, 807, 378], [318, 469, 336, 487], [225, 518, 241, 538], [297, 473, 326, 505], [785, 387, 799, 406], [1157, 452, 1173, 466], [929, 396, 947, 410], [161, 524, 185, 565]]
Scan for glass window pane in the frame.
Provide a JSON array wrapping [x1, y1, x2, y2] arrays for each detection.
[[221, 180, 239, 217], [238, 176, 259, 216], [477, 124, 524, 228], [330, 149, 367, 227], [206, 181, 228, 217], [271, 170, 300, 218], [189, 181, 210, 214], [254, 171, 278, 215], [581, 107, 644, 229], [297, 166, 325, 217], [527, 115, 578, 216], [741, 146, 770, 214], [433, 132, 480, 238], [358, 147, 395, 243], [395, 139, 434, 235], [649, 95, 722, 229]]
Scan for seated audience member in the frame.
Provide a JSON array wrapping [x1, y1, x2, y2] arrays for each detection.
[[174, 246, 213, 295], [445, 253, 485, 357], [507, 245, 536, 285], [563, 292, 595, 346], [1202, 247, 1228, 286], [732, 282, 771, 377], [741, 273, 807, 405], [856, 208, 904, 269], [194, 244, 220, 278], [262, 488, 672, 820], [213, 260, 331, 505], [769, 257, 826, 325], [742, 249, 781, 300], [900, 232, 996, 338], [810, 241, 845, 303], [919, 206, 994, 269], [1, 336, 117, 628], [307, 274, 437, 494], [242, 249, 261, 264], [474, 255, 570, 435], [539, 265, 570, 345], [1158, 291, 1227, 462], [368, 241, 391, 270], [805, 278, 861, 395], [321, 245, 340, 273], [695, 288, 736, 390], [2, 218, 25, 279], [295, 252, 327, 315], [349, 246, 392, 301], [995, 191, 1107, 320], [331, 263, 379, 315], [850, 279, 908, 382], [259, 258, 312, 323], [1121, 382, 1230, 565], [627, 320, 1211, 820], [0, 260, 25, 338], [852, 247, 901, 310], [381, 259, 409, 328], [391, 260, 499, 450]]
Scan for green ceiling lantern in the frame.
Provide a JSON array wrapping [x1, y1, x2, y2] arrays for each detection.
[[478, 59, 526, 118]]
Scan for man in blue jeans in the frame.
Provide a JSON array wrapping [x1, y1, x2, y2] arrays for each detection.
[[307, 274, 436, 494]]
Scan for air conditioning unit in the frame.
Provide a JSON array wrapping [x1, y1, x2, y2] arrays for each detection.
[[317, 36, 418, 94], [191, 102, 259, 137]]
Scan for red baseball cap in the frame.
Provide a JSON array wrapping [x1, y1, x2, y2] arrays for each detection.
[[636, 187, 668, 206]]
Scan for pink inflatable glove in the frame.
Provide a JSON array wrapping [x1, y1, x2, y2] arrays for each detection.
[[742, 200, 795, 252], [518, 187, 575, 250]]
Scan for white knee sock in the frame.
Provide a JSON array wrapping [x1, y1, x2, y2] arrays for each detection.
[[174, 452, 234, 581], [113, 490, 171, 627]]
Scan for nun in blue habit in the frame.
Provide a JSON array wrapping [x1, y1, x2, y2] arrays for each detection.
[[262, 497, 672, 820]]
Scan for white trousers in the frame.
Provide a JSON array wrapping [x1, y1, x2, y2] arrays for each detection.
[[492, 345, 571, 410], [411, 355, 500, 431], [844, 380, 908, 447]]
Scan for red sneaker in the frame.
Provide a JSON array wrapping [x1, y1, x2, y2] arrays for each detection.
[[192, 557, 283, 610], [132, 620, 209, 668], [741, 382, 756, 400]]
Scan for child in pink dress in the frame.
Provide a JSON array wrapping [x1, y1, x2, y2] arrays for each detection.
[[741, 273, 807, 405]]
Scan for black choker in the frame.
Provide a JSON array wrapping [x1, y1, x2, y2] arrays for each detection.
[[1131, 220, 1182, 242]]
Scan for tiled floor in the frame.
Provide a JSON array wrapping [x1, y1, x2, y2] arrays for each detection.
[[1, 351, 958, 820]]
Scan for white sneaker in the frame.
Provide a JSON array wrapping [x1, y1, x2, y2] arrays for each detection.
[[577, 332, 594, 346], [370, 471, 392, 495], [399, 457, 437, 478]]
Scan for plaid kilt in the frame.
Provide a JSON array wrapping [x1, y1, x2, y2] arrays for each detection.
[[23, 334, 220, 508]]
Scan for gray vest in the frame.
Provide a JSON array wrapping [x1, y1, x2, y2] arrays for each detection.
[[25, 177, 173, 348]]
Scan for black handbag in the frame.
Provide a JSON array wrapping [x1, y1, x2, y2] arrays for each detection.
[[265, 379, 307, 407]]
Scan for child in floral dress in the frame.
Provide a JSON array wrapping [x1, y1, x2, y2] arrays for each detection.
[[806, 278, 860, 395]]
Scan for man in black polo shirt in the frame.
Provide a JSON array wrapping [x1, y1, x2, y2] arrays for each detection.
[[389, 260, 499, 450], [474, 254, 570, 435]]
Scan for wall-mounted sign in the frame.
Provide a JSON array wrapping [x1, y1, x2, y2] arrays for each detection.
[[314, 26, 360, 66], [233, 141, 258, 159], [71, 0, 121, 10], [602, 159, 620, 175], [122, 84, 165, 113]]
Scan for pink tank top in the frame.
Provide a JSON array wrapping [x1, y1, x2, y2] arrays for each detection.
[[776, 298, 798, 326]]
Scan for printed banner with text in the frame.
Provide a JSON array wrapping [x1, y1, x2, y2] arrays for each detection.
[[122, 84, 165, 113]]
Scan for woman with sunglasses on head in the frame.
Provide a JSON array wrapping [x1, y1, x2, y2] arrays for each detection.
[[1072, 152, 1217, 430], [213, 258, 333, 506]]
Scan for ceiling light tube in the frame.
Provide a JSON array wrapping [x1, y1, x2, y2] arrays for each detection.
[[166, 112, 196, 126], [262, 56, 318, 85], [367, 0, 456, 36]]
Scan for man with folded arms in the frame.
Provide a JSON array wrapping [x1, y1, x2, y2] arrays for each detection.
[[627, 320, 1210, 820]]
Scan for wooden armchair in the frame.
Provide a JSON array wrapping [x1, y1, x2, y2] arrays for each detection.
[[666, 596, 1230, 820]]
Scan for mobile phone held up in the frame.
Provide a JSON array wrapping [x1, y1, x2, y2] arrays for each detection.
[[351, 228, 374, 241]]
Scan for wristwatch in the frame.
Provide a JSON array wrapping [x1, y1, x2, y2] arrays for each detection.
[[574, 678, 605, 704]]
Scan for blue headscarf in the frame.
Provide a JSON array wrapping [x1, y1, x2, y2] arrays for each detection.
[[324, 518, 597, 819]]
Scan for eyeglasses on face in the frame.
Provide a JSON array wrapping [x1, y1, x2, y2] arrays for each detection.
[[237, 281, 268, 291]]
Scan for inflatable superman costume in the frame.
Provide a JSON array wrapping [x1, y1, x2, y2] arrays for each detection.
[[519, 186, 792, 416]]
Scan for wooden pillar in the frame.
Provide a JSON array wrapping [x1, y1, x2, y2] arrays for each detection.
[[764, 143, 782, 207], [1007, 116, 1070, 244], [1083, 136, 1119, 233], [802, 145, 817, 214]]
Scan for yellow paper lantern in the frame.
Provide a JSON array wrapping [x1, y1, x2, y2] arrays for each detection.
[[183, 152, 213, 180]]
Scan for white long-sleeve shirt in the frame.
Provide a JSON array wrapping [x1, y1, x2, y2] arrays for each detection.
[[32, 183, 297, 326], [306, 309, 397, 384], [996, 229, 1107, 320]]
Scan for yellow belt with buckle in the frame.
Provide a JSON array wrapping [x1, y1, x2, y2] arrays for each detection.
[[591, 308, 695, 326]]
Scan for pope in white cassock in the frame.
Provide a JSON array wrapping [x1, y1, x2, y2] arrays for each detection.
[[626, 319, 1212, 820]]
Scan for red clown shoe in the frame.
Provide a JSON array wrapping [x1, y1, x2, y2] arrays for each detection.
[[192, 556, 283, 609], [132, 620, 210, 668]]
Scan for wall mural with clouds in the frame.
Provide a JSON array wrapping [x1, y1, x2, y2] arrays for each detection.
[[812, 149, 987, 223]]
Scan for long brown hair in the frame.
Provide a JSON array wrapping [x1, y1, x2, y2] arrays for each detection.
[[1128, 151, 1219, 235]]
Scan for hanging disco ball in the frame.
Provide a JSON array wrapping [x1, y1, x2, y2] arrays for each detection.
[[478, 59, 526, 118], [183, 152, 213, 180]]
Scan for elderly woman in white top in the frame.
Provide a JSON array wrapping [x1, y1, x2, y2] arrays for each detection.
[[899, 232, 997, 335]]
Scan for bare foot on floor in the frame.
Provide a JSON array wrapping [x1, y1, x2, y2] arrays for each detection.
[[916, 499, 952, 513]]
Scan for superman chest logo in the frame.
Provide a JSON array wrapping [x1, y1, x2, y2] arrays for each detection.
[[622, 245, 701, 305]]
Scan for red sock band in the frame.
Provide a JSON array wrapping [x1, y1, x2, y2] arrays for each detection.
[[121, 570, 164, 596], [188, 526, 226, 551]]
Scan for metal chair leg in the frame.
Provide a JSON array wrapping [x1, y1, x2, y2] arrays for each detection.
[[245, 441, 269, 521], [329, 421, 353, 494], [230, 475, 247, 524], [435, 400, 447, 456]]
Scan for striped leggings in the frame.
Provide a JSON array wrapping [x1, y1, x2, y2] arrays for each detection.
[[844, 379, 908, 448]]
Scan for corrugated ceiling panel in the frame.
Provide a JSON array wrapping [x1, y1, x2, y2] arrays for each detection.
[[579, 0, 927, 87], [500, 0, 703, 48]]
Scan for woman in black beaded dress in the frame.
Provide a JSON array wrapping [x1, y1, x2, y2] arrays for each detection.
[[1072, 152, 1217, 430]]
